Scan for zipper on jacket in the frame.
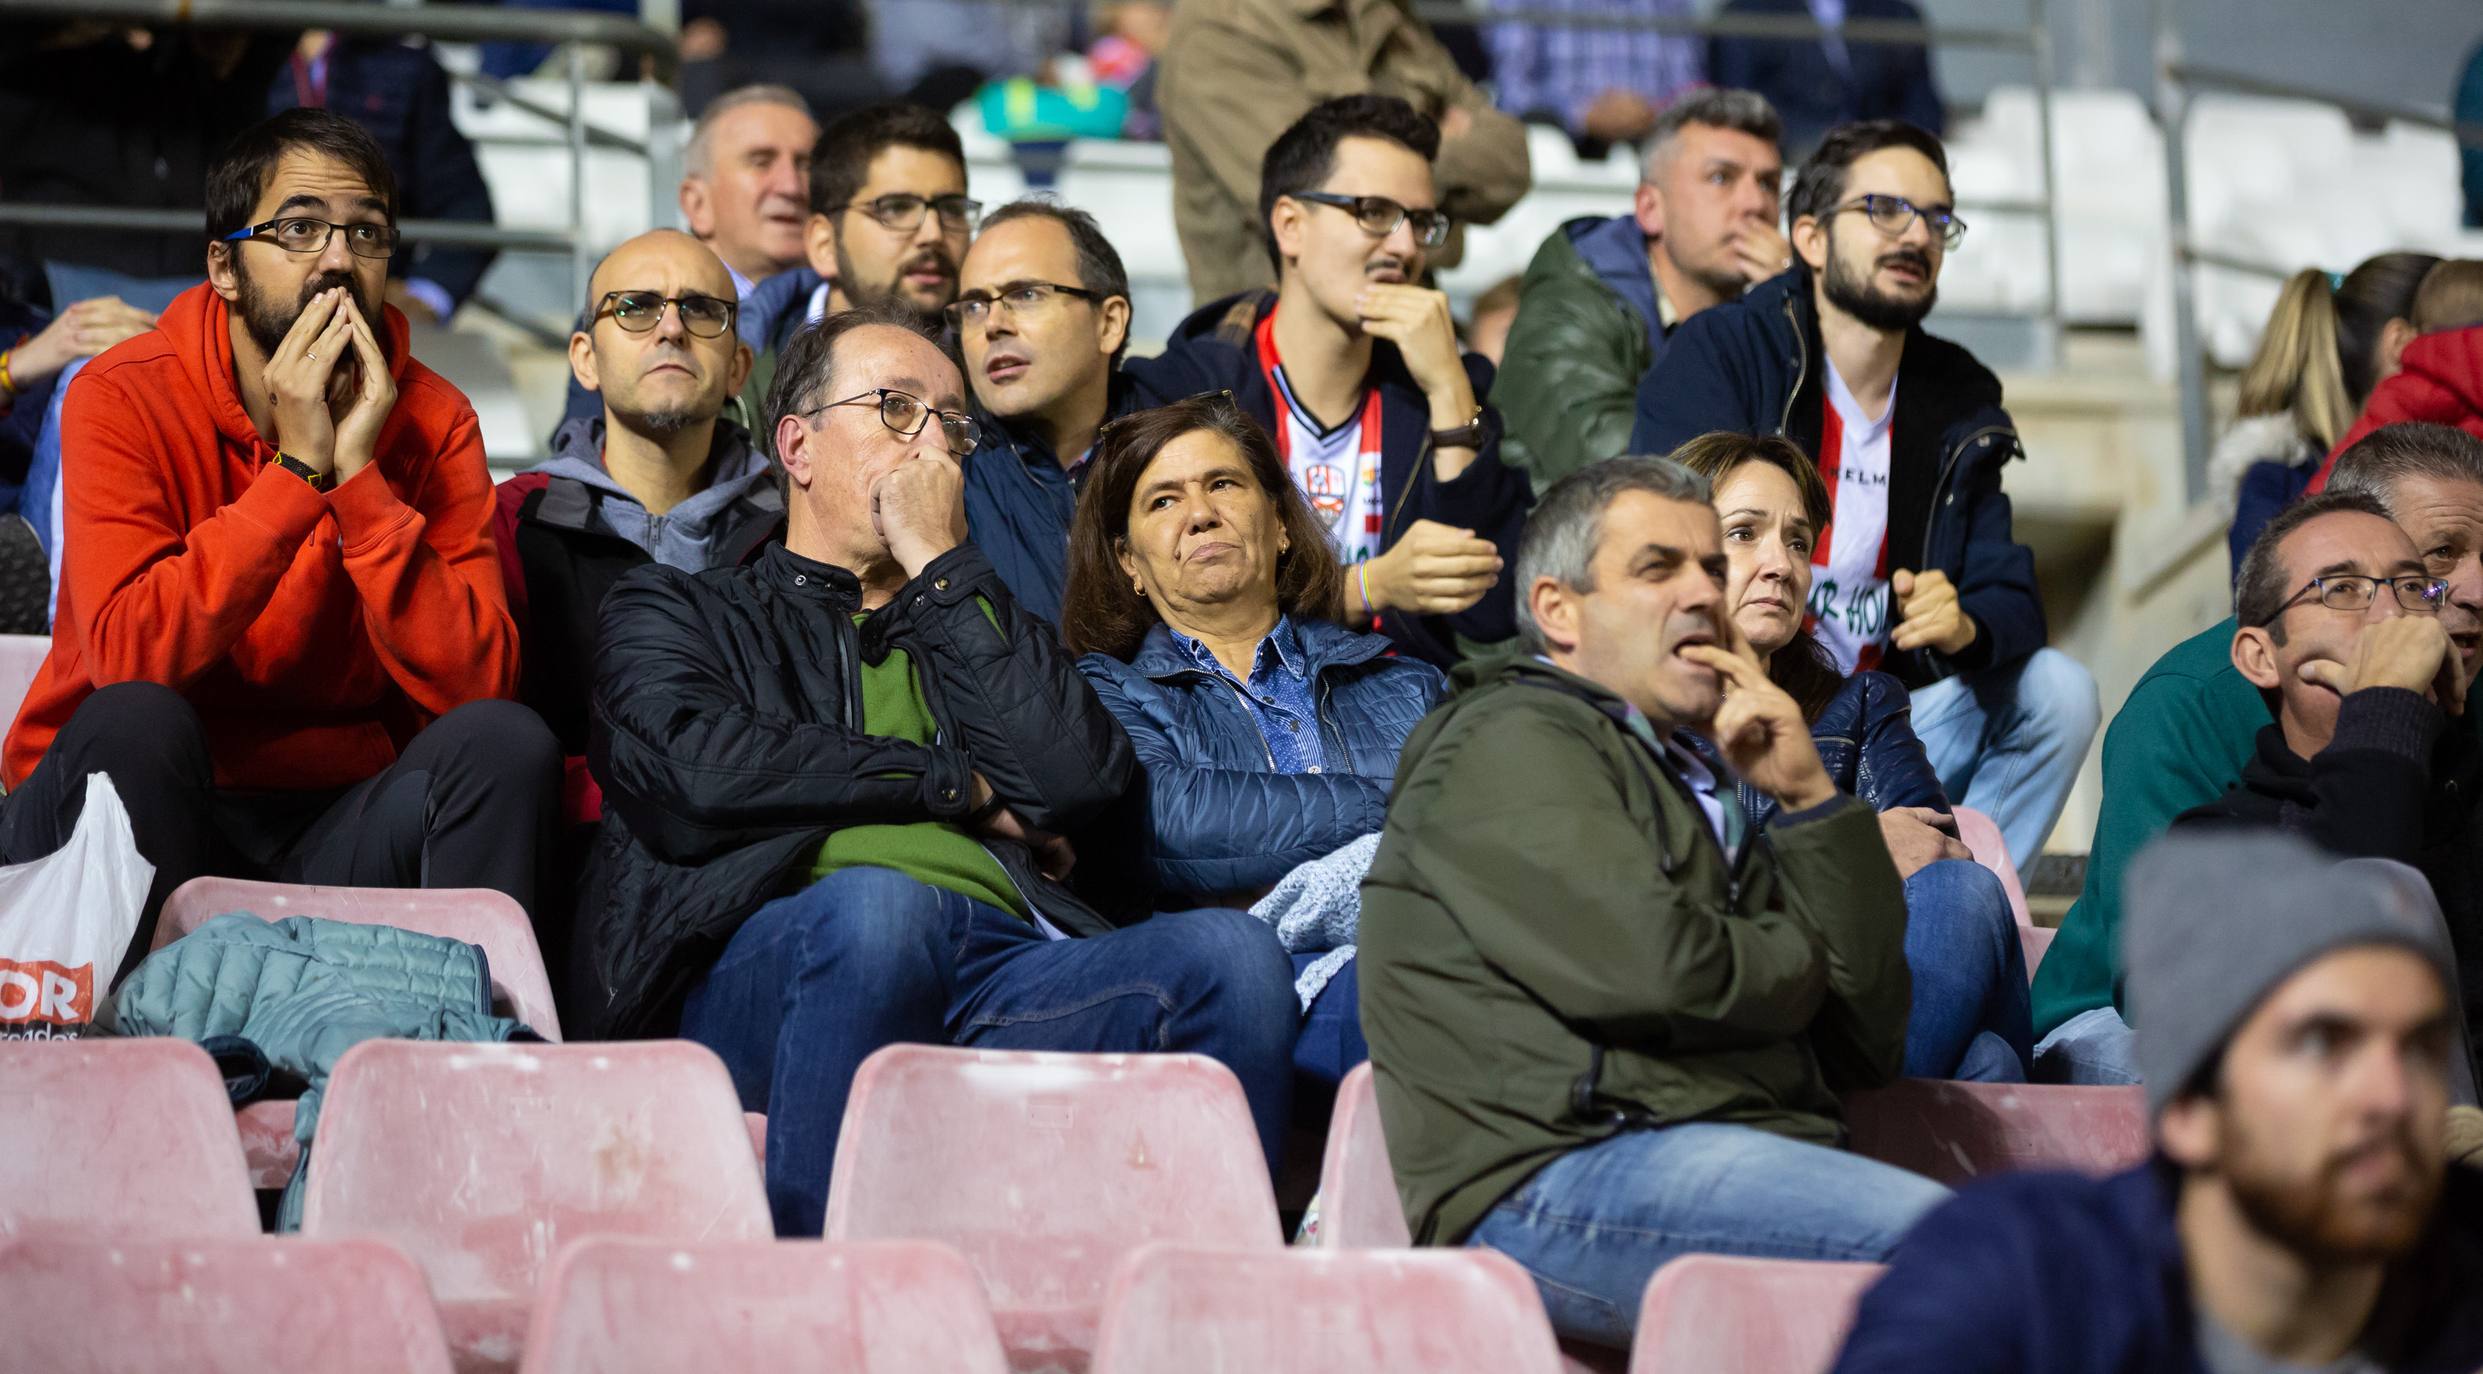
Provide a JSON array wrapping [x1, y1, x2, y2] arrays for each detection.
[[1911, 422, 2017, 678], [1775, 293, 1811, 439]]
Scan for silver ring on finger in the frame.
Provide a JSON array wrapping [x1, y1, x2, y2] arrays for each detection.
[[306, 351, 317, 363]]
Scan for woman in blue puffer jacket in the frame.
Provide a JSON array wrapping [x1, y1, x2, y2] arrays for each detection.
[[1062, 394, 1444, 1086], [1674, 431, 2034, 1082]]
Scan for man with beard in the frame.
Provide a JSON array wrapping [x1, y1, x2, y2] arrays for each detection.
[[1632, 118, 2096, 880], [736, 102, 971, 458], [495, 229, 779, 832], [0, 109, 556, 982], [1830, 830, 2483, 1374], [1135, 95, 1533, 668], [952, 200, 1139, 625]]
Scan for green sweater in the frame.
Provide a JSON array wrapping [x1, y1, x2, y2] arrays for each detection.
[[812, 615, 1027, 919], [1360, 656, 1909, 1246]]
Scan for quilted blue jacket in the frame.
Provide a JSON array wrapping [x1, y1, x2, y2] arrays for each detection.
[[1080, 618, 1445, 905], [1719, 668, 1948, 830]]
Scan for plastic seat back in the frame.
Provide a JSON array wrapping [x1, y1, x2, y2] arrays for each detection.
[[0, 1236, 452, 1373], [0, 1037, 257, 1240], [2018, 923, 2056, 979], [1093, 1243, 1565, 1374], [1316, 1062, 1412, 1248], [156, 877, 562, 1039], [824, 1045, 1282, 1369], [1844, 1078, 2149, 1186], [0, 633, 47, 738], [300, 1040, 770, 1373], [1630, 1256, 1882, 1374], [1949, 807, 2033, 928], [519, 1238, 1008, 1374]]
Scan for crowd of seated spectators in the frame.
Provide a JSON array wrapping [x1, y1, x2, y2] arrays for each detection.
[[5, 7, 2483, 1366]]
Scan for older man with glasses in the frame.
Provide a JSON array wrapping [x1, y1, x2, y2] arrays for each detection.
[[495, 228, 782, 855], [1135, 94, 1533, 669], [574, 301, 1302, 1236]]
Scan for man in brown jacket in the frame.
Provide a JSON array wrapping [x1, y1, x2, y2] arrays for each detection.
[[1157, 0, 1531, 303]]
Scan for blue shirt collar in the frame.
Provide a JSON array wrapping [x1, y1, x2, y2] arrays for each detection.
[[1173, 614, 1308, 685]]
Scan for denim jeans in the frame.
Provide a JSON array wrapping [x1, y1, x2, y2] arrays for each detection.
[[1908, 647, 2101, 882], [678, 865, 1301, 1236], [1903, 859, 2033, 1081], [1467, 1124, 1951, 1349], [2031, 1004, 2143, 1085], [1292, 952, 1367, 1089]]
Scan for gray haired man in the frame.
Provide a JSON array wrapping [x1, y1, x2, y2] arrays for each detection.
[[1361, 455, 1940, 1351], [678, 85, 821, 298], [1493, 89, 1788, 491]]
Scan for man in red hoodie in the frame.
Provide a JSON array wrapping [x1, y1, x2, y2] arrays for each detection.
[[0, 109, 556, 981]]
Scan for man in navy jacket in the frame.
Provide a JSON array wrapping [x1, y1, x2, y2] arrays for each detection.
[[1631, 119, 2094, 878], [1136, 95, 1532, 669], [1830, 831, 2483, 1374]]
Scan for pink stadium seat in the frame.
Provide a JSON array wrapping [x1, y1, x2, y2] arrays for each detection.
[[0, 1037, 258, 1240], [519, 1238, 1008, 1374], [0, 1236, 453, 1373], [1843, 1078, 2149, 1186], [1950, 806, 2034, 928], [155, 877, 562, 1038], [0, 633, 47, 738], [2019, 923, 2057, 978], [300, 1040, 771, 1374], [1315, 1061, 1411, 1248], [1629, 1256, 1882, 1374], [1091, 1244, 1566, 1374], [824, 1045, 1284, 1372]]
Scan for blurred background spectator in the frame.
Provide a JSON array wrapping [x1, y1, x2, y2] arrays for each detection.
[[2461, 37, 2481, 227], [675, 0, 881, 119], [1707, 0, 1943, 157], [1087, 0, 1170, 140], [266, 32, 497, 323], [1486, 0, 1703, 160]]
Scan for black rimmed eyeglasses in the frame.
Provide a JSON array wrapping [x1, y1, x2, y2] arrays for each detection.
[[221, 217, 399, 259], [1288, 193, 1452, 249], [2256, 573, 2450, 626], [593, 291, 739, 338], [1830, 193, 1967, 249], [801, 388, 980, 457]]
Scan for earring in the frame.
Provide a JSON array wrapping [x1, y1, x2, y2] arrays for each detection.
[[1132, 578, 1145, 596]]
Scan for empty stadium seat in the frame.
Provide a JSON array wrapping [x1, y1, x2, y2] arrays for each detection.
[[0, 633, 45, 738], [824, 1045, 1284, 1371], [1949, 807, 2033, 929], [155, 878, 562, 1039], [519, 1238, 1008, 1374], [1843, 1078, 2149, 1187], [0, 1037, 258, 1240], [300, 1039, 771, 1374], [1629, 1256, 1882, 1374], [2019, 923, 2057, 978], [1091, 1244, 1565, 1374], [1315, 1061, 1411, 1249], [0, 1236, 453, 1373]]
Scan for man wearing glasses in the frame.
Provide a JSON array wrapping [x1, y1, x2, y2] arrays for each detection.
[[576, 303, 1300, 1235], [951, 200, 1143, 625], [0, 109, 557, 981], [2179, 488, 2483, 1082], [1139, 95, 1533, 669], [1633, 117, 2098, 888], [495, 229, 779, 842]]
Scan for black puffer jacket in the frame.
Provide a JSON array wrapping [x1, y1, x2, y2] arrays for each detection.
[[571, 541, 1138, 1039]]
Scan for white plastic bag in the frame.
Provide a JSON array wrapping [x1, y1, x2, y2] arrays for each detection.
[[0, 774, 154, 1038]]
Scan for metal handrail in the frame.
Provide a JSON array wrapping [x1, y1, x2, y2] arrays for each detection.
[[2166, 61, 2483, 148], [1403, 6, 2036, 50], [0, 0, 681, 79]]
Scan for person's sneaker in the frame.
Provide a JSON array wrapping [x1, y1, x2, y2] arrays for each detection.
[[2451, 1105, 2483, 1170], [0, 515, 49, 635]]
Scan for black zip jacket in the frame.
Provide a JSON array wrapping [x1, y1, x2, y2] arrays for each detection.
[[570, 541, 1138, 1038]]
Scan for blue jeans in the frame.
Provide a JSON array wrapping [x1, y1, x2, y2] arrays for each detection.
[[1908, 647, 2101, 883], [2032, 1005, 2143, 1085], [678, 866, 1301, 1236], [1467, 1125, 1951, 1349], [1292, 952, 1367, 1089], [1903, 859, 2032, 1081]]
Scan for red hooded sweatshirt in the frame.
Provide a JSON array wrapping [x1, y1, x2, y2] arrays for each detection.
[[3, 283, 519, 791], [2307, 323, 2483, 492]]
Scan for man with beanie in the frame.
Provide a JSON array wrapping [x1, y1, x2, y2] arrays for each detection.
[[1829, 831, 2483, 1374], [2177, 487, 2483, 1079]]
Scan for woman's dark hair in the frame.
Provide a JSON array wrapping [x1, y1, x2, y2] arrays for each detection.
[[1666, 430, 1844, 723], [205, 109, 398, 244], [1061, 395, 1345, 659]]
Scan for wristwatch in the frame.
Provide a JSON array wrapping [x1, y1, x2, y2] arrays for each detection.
[[272, 451, 332, 493], [1429, 405, 1491, 450]]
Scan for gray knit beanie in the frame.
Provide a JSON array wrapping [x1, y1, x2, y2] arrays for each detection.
[[2123, 830, 2461, 1118]]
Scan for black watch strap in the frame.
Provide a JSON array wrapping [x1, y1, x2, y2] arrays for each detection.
[[1429, 408, 1490, 450], [272, 451, 332, 492]]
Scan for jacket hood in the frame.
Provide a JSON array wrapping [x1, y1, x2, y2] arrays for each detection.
[[2208, 412, 2314, 505], [534, 414, 775, 513], [1566, 213, 1664, 343], [2397, 325, 2483, 415], [740, 264, 828, 348], [1162, 288, 1277, 362], [168, 281, 418, 458], [1733, 266, 2008, 416]]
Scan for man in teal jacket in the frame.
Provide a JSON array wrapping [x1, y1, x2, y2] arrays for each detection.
[[2033, 421, 2483, 1079]]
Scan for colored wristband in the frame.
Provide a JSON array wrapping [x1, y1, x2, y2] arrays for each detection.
[[1357, 561, 1374, 617], [0, 347, 17, 400]]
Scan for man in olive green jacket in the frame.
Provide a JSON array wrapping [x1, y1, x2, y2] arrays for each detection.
[[1157, 0, 1530, 304], [1360, 455, 1946, 1350]]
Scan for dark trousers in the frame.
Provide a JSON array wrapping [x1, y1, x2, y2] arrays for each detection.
[[0, 682, 562, 984]]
